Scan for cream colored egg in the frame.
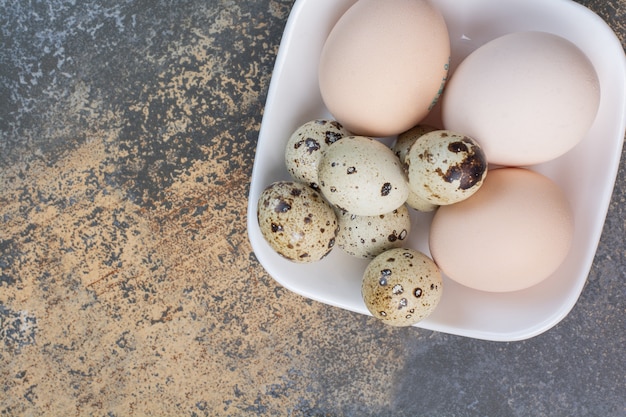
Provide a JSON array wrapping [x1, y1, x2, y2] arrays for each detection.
[[405, 191, 439, 212], [257, 181, 338, 263], [392, 124, 438, 171], [406, 130, 487, 205], [318, 0, 450, 137], [393, 124, 439, 212], [429, 168, 574, 292], [284, 119, 349, 190], [318, 136, 409, 216], [442, 31, 600, 166], [336, 204, 411, 259], [362, 248, 443, 327]]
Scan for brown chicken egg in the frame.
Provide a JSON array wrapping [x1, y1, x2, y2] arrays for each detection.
[[318, 0, 450, 137]]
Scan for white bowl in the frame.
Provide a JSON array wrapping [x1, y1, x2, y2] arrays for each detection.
[[247, 0, 626, 341]]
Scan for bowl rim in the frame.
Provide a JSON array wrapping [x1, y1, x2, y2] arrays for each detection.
[[247, 0, 626, 341]]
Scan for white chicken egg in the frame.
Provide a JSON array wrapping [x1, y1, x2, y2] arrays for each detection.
[[441, 31, 600, 166]]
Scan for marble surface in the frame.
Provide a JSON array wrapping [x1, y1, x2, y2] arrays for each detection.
[[1, 0, 624, 415]]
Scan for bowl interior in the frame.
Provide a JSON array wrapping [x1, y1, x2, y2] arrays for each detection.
[[247, 0, 626, 341]]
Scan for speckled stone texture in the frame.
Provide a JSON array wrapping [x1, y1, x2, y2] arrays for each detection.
[[0, 1, 624, 416]]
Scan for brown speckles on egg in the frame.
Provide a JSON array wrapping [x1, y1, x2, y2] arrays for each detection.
[[379, 269, 391, 285], [318, 136, 408, 216], [434, 138, 487, 190], [448, 140, 468, 153], [335, 204, 411, 259], [274, 200, 291, 213], [381, 183, 392, 196], [387, 228, 408, 242], [285, 119, 349, 188], [393, 124, 437, 168], [304, 138, 321, 154], [257, 181, 338, 263], [407, 130, 487, 205], [362, 248, 443, 327], [325, 131, 344, 145]]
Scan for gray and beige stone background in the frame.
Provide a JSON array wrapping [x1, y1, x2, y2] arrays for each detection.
[[1, 0, 624, 415]]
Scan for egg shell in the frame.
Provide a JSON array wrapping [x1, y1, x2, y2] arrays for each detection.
[[392, 124, 438, 171], [284, 119, 350, 190], [336, 204, 411, 259], [429, 168, 574, 292], [318, 0, 450, 137], [405, 191, 438, 212], [442, 31, 600, 166], [257, 181, 338, 263], [392, 124, 439, 212], [406, 130, 487, 205], [362, 248, 443, 327], [318, 136, 409, 216]]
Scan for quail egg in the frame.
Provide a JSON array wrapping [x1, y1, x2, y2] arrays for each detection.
[[362, 248, 443, 326], [257, 181, 338, 263], [318, 136, 409, 216], [336, 204, 411, 259], [392, 124, 439, 212], [406, 130, 487, 205], [392, 124, 438, 171], [284, 119, 350, 190]]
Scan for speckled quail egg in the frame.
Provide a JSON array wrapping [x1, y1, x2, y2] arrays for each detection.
[[318, 136, 409, 216], [406, 130, 487, 205], [335, 204, 411, 259], [392, 125, 439, 212], [257, 181, 338, 263], [392, 124, 438, 170], [362, 248, 443, 327], [284, 119, 350, 190]]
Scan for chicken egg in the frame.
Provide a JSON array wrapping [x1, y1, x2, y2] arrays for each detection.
[[318, 0, 450, 137], [442, 31, 600, 166], [429, 168, 574, 292]]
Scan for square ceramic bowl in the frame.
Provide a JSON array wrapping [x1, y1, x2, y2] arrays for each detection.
[[247, 0, 626, 341]]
